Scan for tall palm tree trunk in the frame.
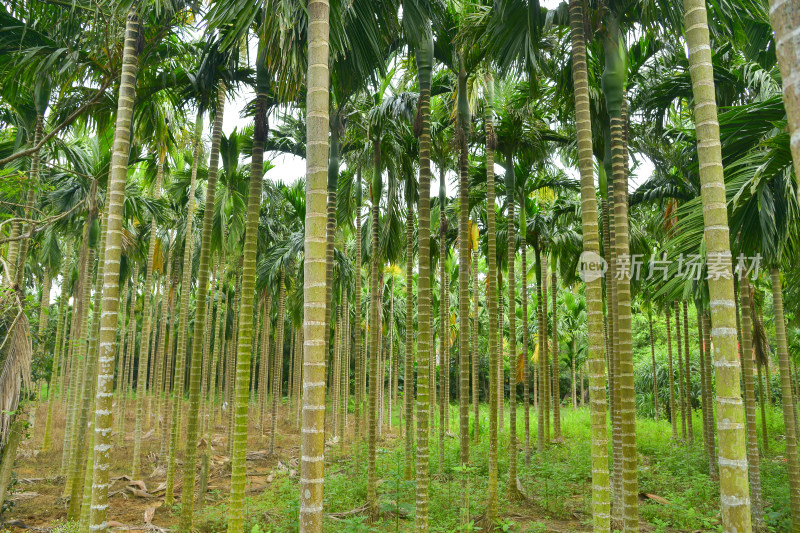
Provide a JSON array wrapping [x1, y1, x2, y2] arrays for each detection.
[[271, 271, 286, 454], [484, 71, 500, 524], [608, 91, 638, 528], [649, 313, 658, 417], [181, 84, 226, 529], [414, 31, 434, 531], [164, 110, 202, 505], [666, 307, 677, 438], [367, 134, 382, 516], [342, 290, 350, 438], [770, 268, 800, 529], [153, 252, 172, 438], [131, 153, 166, 478], [117, 267, 138, 446], [258, 293, 271, 433], [569, 2, 611, 526], [404, 195, 415, 477], [698, 305, 714, 474], [66, 187, 101, 520], [756, 358, 769, 454], [61, 203, 92, 475], [551, 270, 561, 440], [438, 249, 447, 472], [299, 2, 331, 529], [457, 69, 473, 456], [227, 83, 269, 532], [740, 277, 765, 528], [683, 1, 754, 528], [473, 247, 481, 447], [505, 156, 520, 499], [683, 301, 693, 443], [675, 302, 686, 440], [535, 247, 546, 451], [87, 12, 139, 530], [702, 311, 716, 468], [43, 275, 66, 450], [354, 173, 364, 443], [768, 0, 800, 203]]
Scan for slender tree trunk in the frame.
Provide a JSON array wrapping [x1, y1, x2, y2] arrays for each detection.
[[160, 285, 178, 457], [535, 247, 546, 451], [63, 181, 97, 505], [117, 268, 138, 446], [541, 264, 549, 443], [484, 75, 499, 518], [683, 300, 693, 443], [180, 85, 225, 529], [675, 302, 687, 441], [438, 240, 447, 473], [740, 277, 766, 529], [770, 268, 800, 529], [87, 13, 139, 530], [455, 61, 471, 503], [698, 305, 715, 476], [683, 1, 754, 527], [366, 132, 383, 516], [164, 110, 203, 505], [551, 270, 561, 440], [649, 313, 658, 418], [271, 270, 286, 454], [404, 195, 415, 477], [768, 0, 800, 204], [227, 80, 269, 531], [505, 160, 520, 499], [354, 180, 363, 444], [61, 202, 92, 475], [666, 307, 677, 438], [153, 254, 172, 438], [757, 359, 769, 454], [342, 290, 350, 438], [258, 293, 270, 432], [498, 275, 504, 435], [569, 2, 611, 526], [413, 31, 434, 531], [473, 248, 481, 447], [605, 39, 637, 521], [132, 152, 166, 478], [332, 305, 341, 437], [72, 186, 113, 522], [572, 346, 577, 410], [299, 3, 331, 528]]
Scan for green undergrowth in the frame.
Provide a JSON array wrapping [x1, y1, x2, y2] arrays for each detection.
[[190, 402, 791, 532]]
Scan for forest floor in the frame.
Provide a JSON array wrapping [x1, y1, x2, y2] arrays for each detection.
[[3, 399, 793, 532]]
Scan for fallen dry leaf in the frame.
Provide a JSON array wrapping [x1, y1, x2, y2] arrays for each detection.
[[640, 492, 672, 505], [128, 480, 147, 491], [127, 487, 155, 499]]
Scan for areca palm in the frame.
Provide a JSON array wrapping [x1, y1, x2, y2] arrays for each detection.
[[681, 0, 755, 529]]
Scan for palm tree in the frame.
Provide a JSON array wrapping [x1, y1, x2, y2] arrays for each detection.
[[180, 68, 228, 528], [484, 71, 500, 525], [739, 278, 765, 528], [87, 8, 142, 532], [568, 0, 610, 528], [682, 0, 753, 529], [298, 1, 331, 530], [164, 110, 204, 505], [414, 27, 435, 532]]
